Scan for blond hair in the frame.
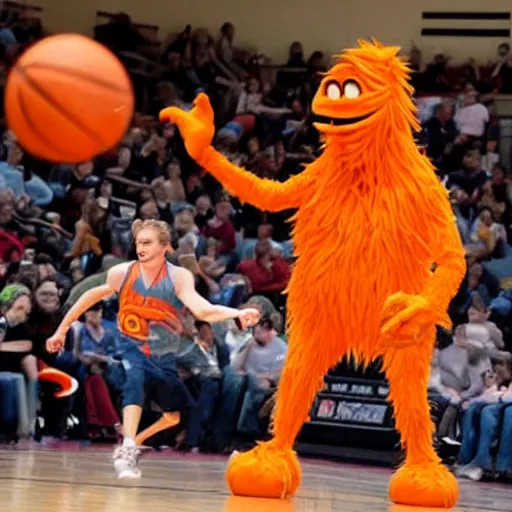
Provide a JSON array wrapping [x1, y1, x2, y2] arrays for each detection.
[[132, 219, 171, 246]]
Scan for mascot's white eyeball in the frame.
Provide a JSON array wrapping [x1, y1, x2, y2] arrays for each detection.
[[326, 82, 341, 100], [343, 80, 361, 99]]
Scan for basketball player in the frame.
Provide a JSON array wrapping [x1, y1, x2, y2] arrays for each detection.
[[46, 219, 260, 478]]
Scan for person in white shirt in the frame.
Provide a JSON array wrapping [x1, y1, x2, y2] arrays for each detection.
[[454, 90, 489, 138]]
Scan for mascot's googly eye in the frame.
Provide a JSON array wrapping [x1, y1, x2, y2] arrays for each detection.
[[342, 80, 361, 99], [325, 81, 342, 100]]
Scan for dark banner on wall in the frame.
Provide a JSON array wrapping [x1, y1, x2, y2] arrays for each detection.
[[421, 11, 511, 37], [308, 376, 394, 429]]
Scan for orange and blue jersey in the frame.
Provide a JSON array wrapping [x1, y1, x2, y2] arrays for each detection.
[[118, 261, 184, 356]]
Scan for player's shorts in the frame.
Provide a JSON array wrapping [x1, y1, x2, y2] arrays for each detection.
[[119, 336, 194, 413]]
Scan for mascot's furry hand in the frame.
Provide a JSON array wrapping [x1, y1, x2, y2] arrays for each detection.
[[159, 93, 215, 160], [380, 292, 449, 347]]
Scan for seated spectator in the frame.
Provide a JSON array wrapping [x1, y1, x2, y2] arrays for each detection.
[[173, 207, 199, 246], [0, 284, 37, 439], [438, 325, 492, 405], [229, 314, 287, 444], [447, 148, 488, 219], [163, 160, 187, 205], [0, 141, 53, 207], [478, 179, 508, 227], [224, 318, 252, 360], [72, 303, 122, 438], [491, 42, 512, 94], [35, 253, 58, 283], [216, 22, 244, 81], [176, 233, 220, 299], [454, 89, 489, 141], [237, 239, 291, 301], [466, 207, 507, 261], [199, 238, 227, 280], [479, 164, 512, 229], [463, 296, 509, 361], [194, 195, 214, 230], [139, 200, 160, 221], [148, 178, 174, 224], [178, 320, 230, 452], [457, 364, 512, 481], [422, 101, 457, 175], [66, 197, 110, 277], [202, 194, 236, 263]]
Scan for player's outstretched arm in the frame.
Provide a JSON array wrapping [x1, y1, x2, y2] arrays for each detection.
[[174, 266, 259, 328], [46, 263, 129, 352]]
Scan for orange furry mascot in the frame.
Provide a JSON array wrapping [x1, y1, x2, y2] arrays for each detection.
[[161, 40, 465, 508]]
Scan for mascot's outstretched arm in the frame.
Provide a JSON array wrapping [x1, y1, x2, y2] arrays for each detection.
[[160, 94, 313, 212]]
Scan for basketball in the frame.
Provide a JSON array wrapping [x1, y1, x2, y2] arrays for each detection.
[[4, 33, 134, 163]]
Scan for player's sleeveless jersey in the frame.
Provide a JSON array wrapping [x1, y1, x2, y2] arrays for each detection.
[[118, 261, 184, 355]]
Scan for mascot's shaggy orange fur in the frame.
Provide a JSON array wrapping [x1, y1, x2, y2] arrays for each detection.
[[161, 40, 466, 509]]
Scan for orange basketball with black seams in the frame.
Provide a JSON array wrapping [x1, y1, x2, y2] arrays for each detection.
[[5, 33, 134, 163]]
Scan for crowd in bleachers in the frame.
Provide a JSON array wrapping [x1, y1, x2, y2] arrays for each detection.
[[1, 5, 512, 479]]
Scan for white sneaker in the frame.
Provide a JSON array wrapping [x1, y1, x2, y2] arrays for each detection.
[[441, 436, 461, 446], [457, 464, 484, 481], [113, 446, 142, 479], [466, 466, 484, 482]]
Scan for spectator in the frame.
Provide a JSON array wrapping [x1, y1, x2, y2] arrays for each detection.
[[457, 366, 512, 481], [447, 148, 488, 219], [237, 239, 291, 300], [229, 314, 287, 443], [465, 207, 507, 261], [202, 194, 236, 261], [224, 318, 252, 359], [454, 89, 489, 140], [491, 43, 512, 94], [0, 284, 37, 438], [67, 197, 109, 276], [0, 142, 53, 207], [72, 303, 122, 438], [422, 101, 457, 174], [194, 195, 214, 230], [179, 320, 230, 452]]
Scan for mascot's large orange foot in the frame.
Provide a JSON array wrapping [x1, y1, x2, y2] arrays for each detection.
[[389, 462, 459, 508], [226, 442, 302, 499]]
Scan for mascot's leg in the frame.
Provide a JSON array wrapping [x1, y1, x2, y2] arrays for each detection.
[[226, 331, 344, 499], [382, 326, 458, 509]]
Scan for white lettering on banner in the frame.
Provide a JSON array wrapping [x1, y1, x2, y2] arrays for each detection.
[[335, 401, 387, 425], [377, 386, 389, 397], [349, 384, 373, 396], [330, 383, 349, 393]]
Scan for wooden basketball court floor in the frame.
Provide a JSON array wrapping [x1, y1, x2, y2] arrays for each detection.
[[1, 445, 511, 512]]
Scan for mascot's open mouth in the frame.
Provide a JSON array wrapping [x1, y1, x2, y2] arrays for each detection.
[[312, 111, 375, 126]]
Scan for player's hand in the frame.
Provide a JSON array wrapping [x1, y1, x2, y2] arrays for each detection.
[[46, 332, 65, 353], [159, 93, 215, 161], [237, 308, 260, 330]]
